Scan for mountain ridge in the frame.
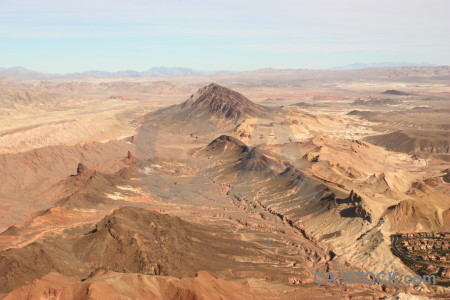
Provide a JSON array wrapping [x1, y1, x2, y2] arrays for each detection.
[[1, 64, 448, 80], [0, 66, 211, 80], [330, 62, 439, 70]]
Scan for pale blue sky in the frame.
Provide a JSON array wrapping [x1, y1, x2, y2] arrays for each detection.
[[1, 0, 449, 73]]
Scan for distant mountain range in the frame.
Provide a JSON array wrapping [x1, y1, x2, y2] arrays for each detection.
[[0, 63, 446, 80], [77, 67, 210, 78], [329, 62, 439, 70], [0, 66, 212, 80]]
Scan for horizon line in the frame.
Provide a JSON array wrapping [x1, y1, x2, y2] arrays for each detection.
[[1, 62, 448, 76]]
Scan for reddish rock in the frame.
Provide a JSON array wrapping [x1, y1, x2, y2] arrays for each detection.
[[76, 163, 89, 176], [126, 151, 136, 163]]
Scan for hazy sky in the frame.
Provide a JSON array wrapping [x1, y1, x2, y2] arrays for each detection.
[[1, 0, 449, 72]]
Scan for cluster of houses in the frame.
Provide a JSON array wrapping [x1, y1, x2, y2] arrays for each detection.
[[400, 232, 450, 239], [420, 253, 450, 262], [399, 232, 450, 262], [396, 233, 450, 281]]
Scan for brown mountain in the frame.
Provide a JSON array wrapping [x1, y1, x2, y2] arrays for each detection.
[[0, 206, 291, 293], [135, 84, 274, 158], [381, 89, 412, 96], [237, 147, 285, 174], [139, 84, 271, 135], [203, 135, 249, 157], [364, 130, 450, 155], [2, 271, 269, 300], [178, 83, 269, 120]]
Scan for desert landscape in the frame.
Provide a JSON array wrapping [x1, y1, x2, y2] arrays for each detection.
[[1, 0, 450, 298], [0, 66, 449, 299]]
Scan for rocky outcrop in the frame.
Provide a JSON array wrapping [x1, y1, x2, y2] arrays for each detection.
[[126, 150, 136, 163], [237, 147, 284, 173], [442, 169, 450, 183], [348, 190, 363, 203], [339, 190, 373, 222], [303, 152, 320, 162], [353, 201, 373, 222], [76, 163, 89, 176], [203, 135, 249, 156]]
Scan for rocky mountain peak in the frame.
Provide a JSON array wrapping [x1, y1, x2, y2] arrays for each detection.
[[181, 83, 267, 120]]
